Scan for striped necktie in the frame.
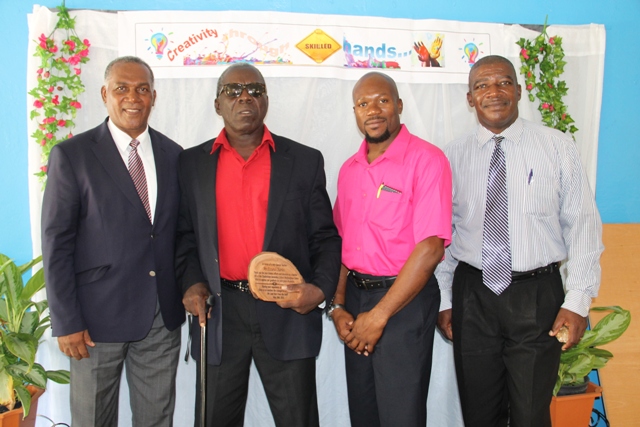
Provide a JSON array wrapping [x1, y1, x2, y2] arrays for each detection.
[[128, 139, 152, 222], [482, 135, 511, 294]]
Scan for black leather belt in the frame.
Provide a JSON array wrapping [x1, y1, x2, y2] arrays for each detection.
[[462, 262, 560, 283], [348, 270, 397, 290], [221, 278, 250, 293]]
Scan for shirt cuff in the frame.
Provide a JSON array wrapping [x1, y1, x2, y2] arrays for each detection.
[[561, 290, 593, 317], [439, 289, 452, 312], [318, 300, 326, 310]]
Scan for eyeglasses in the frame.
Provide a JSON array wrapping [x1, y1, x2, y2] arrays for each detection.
[[218, 83, 267, 98]]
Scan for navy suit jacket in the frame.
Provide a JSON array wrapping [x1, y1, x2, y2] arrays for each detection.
[[175, 133, 341, 365], [42, 119, 185, 342]]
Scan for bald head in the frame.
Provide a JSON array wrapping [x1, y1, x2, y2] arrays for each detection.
[[352, 72, 400, 103]]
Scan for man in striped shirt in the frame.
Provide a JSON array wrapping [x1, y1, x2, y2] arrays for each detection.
[[435, 55, 603, 427]]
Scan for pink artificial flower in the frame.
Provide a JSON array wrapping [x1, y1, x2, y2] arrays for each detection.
[[58, 119, 66, 127], [547, 83, 553, 89], [526, 84, 533, 91], [68, 55, 81, 65], [527, 71, 532, 78], [44, 117, 56, 124], [549, 105, 554, 112], [52, 95, 60, 106], [65, 39, 76, 51], [38, 33, 47, 43], [542, 103, 550, 110], [33, 100, 43, 108], [48, 86, 54, 93], [49, 45, 58, 53], [40, 139, 47, 146], [70, 101, 82, 109], [44, 71, 50, 78], [520, 48, 529, 60], [46, 133, 54, 139], [74, 68, 81, 75], [549, 37, 556, 45], [561, 113, 567, 120], [67, 132, 73, 138], [79, 49, 89, 57], [39, 40, 47, 49], [83, 39, 91, 47], [59, 56, 68, 63], [39, 124, 46, 130], [40, 165, 48, 173], [36, 68, 43, 75]]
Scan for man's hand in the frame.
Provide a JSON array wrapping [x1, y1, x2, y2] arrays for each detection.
[[331, 307, 354, 342], [549, 307, 588, 351], [183, 282, 211, 326], [344, 309, 388, 356], [58, 330, 95, 360], [277, 283, 324, 314], [437, 309, 453, 341]]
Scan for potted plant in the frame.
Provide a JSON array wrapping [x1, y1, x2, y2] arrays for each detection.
[[0, 253, 70, 424], [550, 305, 631, 427]]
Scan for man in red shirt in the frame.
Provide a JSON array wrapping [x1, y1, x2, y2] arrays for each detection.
[[330, 72, 452, 427], [176, 63, 341, 426]]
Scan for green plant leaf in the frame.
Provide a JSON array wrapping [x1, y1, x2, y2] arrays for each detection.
[[4, 333, 38, 367], [22, 267, 45, 301], [17, 256, 42, 276], [0, 369, 14, 408], [19, 311, 39, 335], [14, 383, 32, 418], [589, 306, 631, 346], [46, 369, 70, 384], [6, 361, 47, 389]]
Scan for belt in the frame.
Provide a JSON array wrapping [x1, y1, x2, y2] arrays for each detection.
[[462, 262, 560, 283], [221, 278, 250, 293], [348, 270, 397, 290]]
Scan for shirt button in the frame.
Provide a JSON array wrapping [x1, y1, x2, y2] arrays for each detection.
[[149, 271, 156, 277], [356, 247, 361, 251], [215, 259, 219, 263], [363, 193, 367, 197]]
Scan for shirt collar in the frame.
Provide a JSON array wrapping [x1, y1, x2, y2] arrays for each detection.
[[107, 118, 151, 154], [211, 125, 275, 154], [350, 124, 410, 166], [475, 118, 524, 148]]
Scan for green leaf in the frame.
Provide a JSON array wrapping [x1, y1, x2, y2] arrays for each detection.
[[0, 369, 14, 408], [4, 333, 38, 367], [23, 267, 45, 301], [6, 361, 47, 389], [589, 306, 631, 346], [14, 383, 32, 418], [46, 369, 70, 384]]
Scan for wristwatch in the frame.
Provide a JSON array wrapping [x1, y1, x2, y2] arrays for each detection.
[[326, 303, 346, 321]]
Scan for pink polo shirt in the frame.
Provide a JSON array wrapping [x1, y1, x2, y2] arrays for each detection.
[[333, 125, 452, 276]]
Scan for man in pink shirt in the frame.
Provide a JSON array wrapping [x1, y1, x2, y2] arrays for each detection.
[[330, 72, 452, 427]]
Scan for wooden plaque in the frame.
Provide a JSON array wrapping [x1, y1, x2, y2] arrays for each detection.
[[248, 252, 303, 302]]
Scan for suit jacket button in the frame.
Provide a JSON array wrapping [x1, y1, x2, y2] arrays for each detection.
[[149, 271, 156, 277]]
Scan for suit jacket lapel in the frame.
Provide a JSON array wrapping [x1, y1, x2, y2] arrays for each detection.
[[91, 121, 150, 221], [201, 142, 220, 252], [263, 136, 293, 250], [150, 128, 168, 226]]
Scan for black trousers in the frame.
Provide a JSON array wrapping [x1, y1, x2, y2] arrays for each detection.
[[451, 262, 564, 427], [344, 274, 440, 427], [194, 286, 319, 427]]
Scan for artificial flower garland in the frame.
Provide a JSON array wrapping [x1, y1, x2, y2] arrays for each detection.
[[517, 19, 578, 137], [29, 1, 90, 182]]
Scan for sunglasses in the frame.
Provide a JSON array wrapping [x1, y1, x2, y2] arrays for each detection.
[[218, 82, 267, 98]]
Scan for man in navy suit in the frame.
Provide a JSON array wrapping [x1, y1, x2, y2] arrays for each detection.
[[42, 56, 185, 426], [176, 63, 341, 426]]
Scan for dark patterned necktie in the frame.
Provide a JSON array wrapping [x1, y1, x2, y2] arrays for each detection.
[[128, 139, 151, 222], [482, 135, 511, 294]]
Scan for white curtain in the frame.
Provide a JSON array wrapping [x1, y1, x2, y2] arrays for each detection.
[[27, 5, 605, 426]]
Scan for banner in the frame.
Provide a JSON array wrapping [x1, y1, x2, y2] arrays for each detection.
[[118, 11, 505, 83]]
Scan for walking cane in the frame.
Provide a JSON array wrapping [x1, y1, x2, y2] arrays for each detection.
[[200, 295, 216, 427]]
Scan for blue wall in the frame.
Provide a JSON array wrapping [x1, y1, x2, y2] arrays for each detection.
[[2, 0, 638, 265]]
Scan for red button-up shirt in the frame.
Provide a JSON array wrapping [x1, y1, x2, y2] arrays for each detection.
[[213, 126, 275, 280]]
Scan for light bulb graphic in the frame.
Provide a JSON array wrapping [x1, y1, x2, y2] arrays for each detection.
[[150, 33, 168, 59], [464, 42, 479, 66]]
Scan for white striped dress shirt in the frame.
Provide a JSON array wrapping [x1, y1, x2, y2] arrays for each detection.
[[436, 118, 603, 316]]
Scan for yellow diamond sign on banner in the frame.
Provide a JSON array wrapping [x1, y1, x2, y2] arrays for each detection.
[[296, 29, 342, 64]]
